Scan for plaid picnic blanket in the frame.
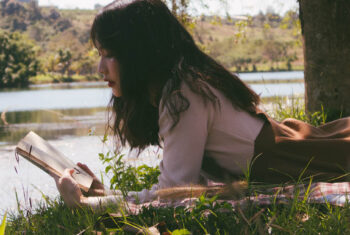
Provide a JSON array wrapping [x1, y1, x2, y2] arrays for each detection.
[[124, 182, 350, 215]]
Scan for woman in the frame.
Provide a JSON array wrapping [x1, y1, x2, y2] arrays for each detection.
[[53, 0, 350, 209]]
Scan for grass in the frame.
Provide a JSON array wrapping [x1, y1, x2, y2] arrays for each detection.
[[0, 212, 6, 235], [265, 96, 327, 126], [5, 184, 350, 234], [4, 98, 348, 234]]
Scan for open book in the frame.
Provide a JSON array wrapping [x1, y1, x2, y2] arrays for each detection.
[[15, 131, 93, 192]]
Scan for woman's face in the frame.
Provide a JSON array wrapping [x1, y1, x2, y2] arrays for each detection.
[[97, 44, 121, 97]]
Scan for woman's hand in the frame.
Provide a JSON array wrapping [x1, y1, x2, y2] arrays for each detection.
[[52, 168, 85, 208], [52, 163, 106, 207], [77, 162, 106, 196]]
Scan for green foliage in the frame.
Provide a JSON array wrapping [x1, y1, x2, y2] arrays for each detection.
[[56, 48, 72, 76], [0, 1, 303, 80], [172, 229, 191, 234], [126, 191, 350, 234], [99, 151, 160, 195], [5, 198, 108, 234], [208, 36, 299, 72], [268, 97, 327, 126], [0, 1, 99, 79], [71, 49, 99, 76], [7, 189, 350, 234], [0, 30, 39, 88], [0, 212, 6, 235], [234, 19, 250, 42], [0, 0, 42, 32]]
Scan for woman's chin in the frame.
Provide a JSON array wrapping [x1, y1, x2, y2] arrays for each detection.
[[112, 90, 122, 97]]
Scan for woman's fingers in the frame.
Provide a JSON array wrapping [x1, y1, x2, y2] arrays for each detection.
[[77, 163, 106, 196], [58, 169, 77, 190], [89, 188, 106, 196], [65, 168, 75, 176], [77, 162, 96, 177], [58, 168, 84, 207], [49, 171, 60, 182], [49, 168, 85, 207]]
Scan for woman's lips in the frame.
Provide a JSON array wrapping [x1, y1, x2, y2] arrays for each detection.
[[107, 81, 115, 87]]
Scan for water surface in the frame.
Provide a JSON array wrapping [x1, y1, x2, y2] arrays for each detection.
[[0, 87, 111, 112], [238, 71, 304, 81]]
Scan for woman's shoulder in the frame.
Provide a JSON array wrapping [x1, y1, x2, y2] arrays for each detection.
[[158, 80, 218, 137], [158, 80, 221, 118], [159, 80, 221, 112]]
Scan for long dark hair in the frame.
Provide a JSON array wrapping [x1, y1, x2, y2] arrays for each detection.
[[91, 0, 260, 151]]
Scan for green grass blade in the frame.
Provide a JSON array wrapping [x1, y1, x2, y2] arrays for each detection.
[[0, 212, 7, 235], [297, 157, 314, 183], [302, 177, 313, 204]]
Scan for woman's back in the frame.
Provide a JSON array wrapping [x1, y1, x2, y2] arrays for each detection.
[[157, 81, 265, 188]]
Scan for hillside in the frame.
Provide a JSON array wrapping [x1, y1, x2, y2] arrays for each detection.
[[0, 0, 303, 85]]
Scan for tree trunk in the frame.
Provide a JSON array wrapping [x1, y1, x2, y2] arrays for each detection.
[[299, 0, 350, 120]]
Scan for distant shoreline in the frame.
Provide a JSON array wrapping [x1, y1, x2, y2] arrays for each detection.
[[28, 69, 304, 85]]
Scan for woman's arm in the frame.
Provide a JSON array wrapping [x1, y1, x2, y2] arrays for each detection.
[[52, 166, 156, 210], [157, 82, 214, 188], [52, 168, 125, 210]]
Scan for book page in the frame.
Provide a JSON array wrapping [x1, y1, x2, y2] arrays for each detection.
[[16, 131, 93, 192]]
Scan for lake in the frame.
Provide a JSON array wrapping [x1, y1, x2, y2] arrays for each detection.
[[0, 71, 304, 214], [238, 70, 304, 81], [0, 71, 305, 113]]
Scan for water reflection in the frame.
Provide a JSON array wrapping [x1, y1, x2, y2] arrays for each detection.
[[0, 88, 111, 112], [0, 74, 305, 145], [0, 107, 108, 144]]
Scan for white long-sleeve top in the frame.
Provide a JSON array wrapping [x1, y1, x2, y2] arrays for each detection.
[[131, 81, 264, 202], [86, 81, 265, 207]]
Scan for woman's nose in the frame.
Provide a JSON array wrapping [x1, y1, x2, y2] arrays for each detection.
[[98, 59, 106, 75]]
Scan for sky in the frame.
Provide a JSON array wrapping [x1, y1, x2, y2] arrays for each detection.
[[38, 0, 299, 16]]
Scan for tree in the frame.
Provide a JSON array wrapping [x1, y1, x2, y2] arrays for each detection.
[[0, 30, 39, 88], [72, 49, 98, 76], [262, 40, 287, 69], [163, 0, 190, 25], [299, 0, 350, 120], [56, 48, 72, 77], [163, 0, 226, 25]]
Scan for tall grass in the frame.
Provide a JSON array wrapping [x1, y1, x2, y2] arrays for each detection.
[[7, 189, 350, 234], [265, 96, 327, 126]]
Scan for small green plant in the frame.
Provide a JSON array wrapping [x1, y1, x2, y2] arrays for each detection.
[[99, 151, 160, 195]]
